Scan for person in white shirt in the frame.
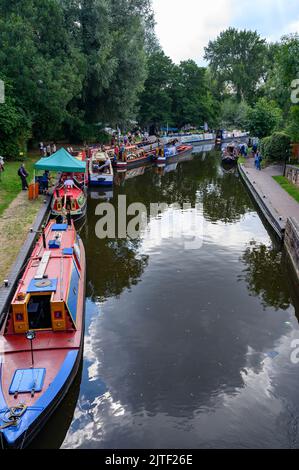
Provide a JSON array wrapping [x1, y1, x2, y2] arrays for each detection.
[[64, 178, 74, 188]]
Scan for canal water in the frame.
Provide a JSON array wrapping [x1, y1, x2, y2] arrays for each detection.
[[34, 148, 299, 449]]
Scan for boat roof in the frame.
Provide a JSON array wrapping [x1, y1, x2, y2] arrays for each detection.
[[35, 148, 86, 173], [92, 151, 109, 160], [55, 186, 84, 198], [12, 222, 77, 304]]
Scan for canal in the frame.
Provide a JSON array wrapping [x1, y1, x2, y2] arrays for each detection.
[[33, 148, 299, 449]]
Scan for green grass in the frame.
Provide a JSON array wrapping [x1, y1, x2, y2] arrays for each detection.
[[0, 156, 38, 216], [273, 176, 299, 203], [238, 156, 246, 164]]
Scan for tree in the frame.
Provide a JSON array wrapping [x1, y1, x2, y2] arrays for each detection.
[[260, 132, 291, 162], [204, 28, 267, 103], [220, 98, 250, 129], [0, 0, 85, 140], [171, 60, 210, 128], [265, 34, 299, 114], [0, 79, 31, 159], [246, 98, 282, 138], [138, 51, 175, 130]]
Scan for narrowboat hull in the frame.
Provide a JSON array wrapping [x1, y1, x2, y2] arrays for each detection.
[[89, 175, 114, 186], [221, 156, 238, 165], [0, 225, 86, 449], [0, 335, 84, 449], [51, 198, 87, 219], [113, 153, 153, 170], [155, 145, 193, 164]]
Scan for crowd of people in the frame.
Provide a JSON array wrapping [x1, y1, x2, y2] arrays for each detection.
[[235, 141, 263, 170], [39, 142, 57, 157]]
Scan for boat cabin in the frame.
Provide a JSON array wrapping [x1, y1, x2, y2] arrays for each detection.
[[7, 223, 83, 336], [91, 152, 112, 174]]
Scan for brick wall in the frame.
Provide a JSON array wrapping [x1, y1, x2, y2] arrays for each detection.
[[285, 165, 299, 187]]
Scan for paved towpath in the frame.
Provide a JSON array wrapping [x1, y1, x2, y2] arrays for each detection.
[[240, 157, 299, 225]]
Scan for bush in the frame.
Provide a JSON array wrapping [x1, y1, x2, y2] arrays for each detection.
[[260, 132, 291, 161], [260, 136, 271, 158], [246, 98, 282, 139], [286, 105, 299, 142]]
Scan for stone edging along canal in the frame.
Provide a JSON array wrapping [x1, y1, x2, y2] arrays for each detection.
[[0, 194, 52, 326], [238, 162, 285, 240], [238, 162, 299, 282]]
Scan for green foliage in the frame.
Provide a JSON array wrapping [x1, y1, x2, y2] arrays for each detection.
[[0, 0, 155, 153], [265, 35, 299, 113], [172, 60, 211, 128], [1, 8, 298, 156], [138, 51, 175, 129], [260, 132, 291, 161], [0, 0, 85, 141], [246, 98, 282, 138], [204, 28, 267, 103], [286, 105, 299, 142], [138, 54, 216, 130], [0, 79, 31, 159], [220, 98, 250, 129]]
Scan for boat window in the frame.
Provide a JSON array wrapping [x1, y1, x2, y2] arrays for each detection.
[[27, 295, 52, 330]]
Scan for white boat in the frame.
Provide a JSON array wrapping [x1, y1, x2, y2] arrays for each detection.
[[89, 151, 114, 186]]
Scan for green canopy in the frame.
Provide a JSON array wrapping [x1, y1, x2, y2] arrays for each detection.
[[34, 148, 86, 173]]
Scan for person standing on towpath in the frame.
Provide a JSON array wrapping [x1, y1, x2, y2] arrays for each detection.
[[18, 163, 29, 190]]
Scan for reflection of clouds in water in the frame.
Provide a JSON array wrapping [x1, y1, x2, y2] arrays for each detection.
[[63, 314, 128, 449], [141, 204, 204, 253], [140, 202, 267, 256], [204, 213, 269, 251], [62, 300, 299, 448]]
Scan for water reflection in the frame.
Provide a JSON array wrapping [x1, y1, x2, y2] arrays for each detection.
[[60, 148, 299, 449], [240, 241, 293, 311]]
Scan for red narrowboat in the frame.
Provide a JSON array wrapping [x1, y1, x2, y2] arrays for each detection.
[[51, 178, 87, 219], [0, 219, 86, 448]]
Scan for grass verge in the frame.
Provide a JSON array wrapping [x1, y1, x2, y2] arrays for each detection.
[[273, 176, 299, 203], [0, 156, 38, 217], [0, 192, 42, 281]]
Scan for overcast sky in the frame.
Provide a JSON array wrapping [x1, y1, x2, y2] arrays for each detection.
[[152, 0, 299, 64]]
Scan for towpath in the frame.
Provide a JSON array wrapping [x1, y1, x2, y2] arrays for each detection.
[[239, 157, 299, 234]]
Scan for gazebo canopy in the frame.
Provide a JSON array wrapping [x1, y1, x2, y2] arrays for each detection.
[[34, 148, 86, 173]]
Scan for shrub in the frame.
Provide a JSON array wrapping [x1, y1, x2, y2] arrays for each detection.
[[246, 98, 282, 139], [260, 132, 291, 161]]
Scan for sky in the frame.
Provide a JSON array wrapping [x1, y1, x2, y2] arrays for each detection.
[[152, 0, 299, 64]]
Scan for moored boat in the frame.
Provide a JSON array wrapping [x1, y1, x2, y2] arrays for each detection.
[[154, 143, 193, 164], [89, 150, 114, 186], [113, 145, 155, 170], [0, 219, 86, 448], [221, 143, 238, 165], [51, 177, 87, 219]]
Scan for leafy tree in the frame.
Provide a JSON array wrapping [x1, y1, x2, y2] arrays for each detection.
[[171, 60, 209, 128], [286, 105, 299, 142], [138, 51, 175, 130], [0, 0, 85, 140], [204, 28, 267, 102], [220, 98, 250, 129], [260, 132, 291, 162], [0, 78, 31, 159], [246, 98, 282, 138], [265, 34, 299, 113]]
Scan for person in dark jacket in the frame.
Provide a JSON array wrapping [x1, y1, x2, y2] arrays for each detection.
[[18, 164, 29, 190]]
